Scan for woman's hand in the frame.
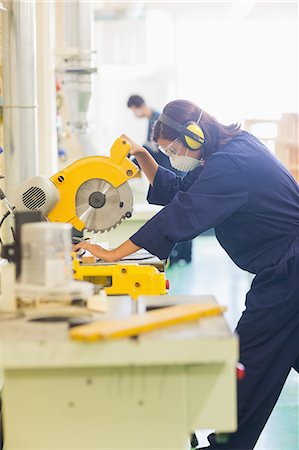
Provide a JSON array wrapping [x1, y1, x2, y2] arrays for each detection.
[[73, 239, 142, 263], [72, 241, 118, 262], [121, 133, 159, 185], [121, 133, 146, 156]]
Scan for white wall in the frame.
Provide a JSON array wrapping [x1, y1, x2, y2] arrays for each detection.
[[59, 1, 298, 159], [90, 2, 297, 155], [175, 17, 298, 123], [91, 9, 177, 153]]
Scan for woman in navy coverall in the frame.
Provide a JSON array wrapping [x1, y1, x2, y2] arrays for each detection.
[[74, 100, 299, 450]]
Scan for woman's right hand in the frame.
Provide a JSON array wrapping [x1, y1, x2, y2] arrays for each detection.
[[121, 133, 159, 185], [121, 133, 146, 156]]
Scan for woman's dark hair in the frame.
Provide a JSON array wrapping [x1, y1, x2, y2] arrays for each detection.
[[152, 99, 241, 157], [127, 95, 145, 108]]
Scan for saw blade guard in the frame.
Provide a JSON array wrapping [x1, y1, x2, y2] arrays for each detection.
[[47, 138, 139, 231]]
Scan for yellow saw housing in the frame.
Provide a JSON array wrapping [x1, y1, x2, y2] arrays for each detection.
[[47, 138, 139, 231]]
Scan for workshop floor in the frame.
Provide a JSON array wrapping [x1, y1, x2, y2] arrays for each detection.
[[166, 234, 299, 450]]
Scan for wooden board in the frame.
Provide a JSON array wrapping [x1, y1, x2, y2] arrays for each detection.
[[70, 303, 227, 342]]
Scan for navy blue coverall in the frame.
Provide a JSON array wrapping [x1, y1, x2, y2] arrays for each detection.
[[130, 130, 299, 450]]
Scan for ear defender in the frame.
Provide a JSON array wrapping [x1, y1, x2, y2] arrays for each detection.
[[158, 110, 205, 151], [183, 121, 205, 150]]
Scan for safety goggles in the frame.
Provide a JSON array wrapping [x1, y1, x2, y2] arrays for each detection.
[[158, 138, 185, 157]]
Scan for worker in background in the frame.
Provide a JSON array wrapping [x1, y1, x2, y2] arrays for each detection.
[[74, 99, 299, 450], [127, 94, 193, 264], [127, 94, 160, 152]]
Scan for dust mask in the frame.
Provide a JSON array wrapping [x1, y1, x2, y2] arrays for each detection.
[[169, 150, 201, 172]]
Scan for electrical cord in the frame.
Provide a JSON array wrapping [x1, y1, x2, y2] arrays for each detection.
[[0, 210, 11, 229], [0, 208, 16, 243], [0, 184, 16, 244], [10, 226, 16, 242]]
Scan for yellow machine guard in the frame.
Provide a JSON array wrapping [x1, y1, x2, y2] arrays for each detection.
[[72, 258, 168, 300], [48, 138, 139, 230]]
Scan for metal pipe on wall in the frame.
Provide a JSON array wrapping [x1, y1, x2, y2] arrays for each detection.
[[36, 0, 58, 177], [2, 0, 38, 199], [57, 0, 97, 144]]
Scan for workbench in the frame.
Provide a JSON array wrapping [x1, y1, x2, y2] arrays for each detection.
[[0, 295, 238, 450]]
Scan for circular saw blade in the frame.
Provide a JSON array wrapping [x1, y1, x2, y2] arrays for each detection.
[[75, 178, 133, 232]]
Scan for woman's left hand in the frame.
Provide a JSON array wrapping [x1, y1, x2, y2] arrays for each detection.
[[72, 241, 118, 262]]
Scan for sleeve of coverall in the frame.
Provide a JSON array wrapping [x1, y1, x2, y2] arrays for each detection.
[[147, 165, 204, 206], [130, 154, 249, 259]]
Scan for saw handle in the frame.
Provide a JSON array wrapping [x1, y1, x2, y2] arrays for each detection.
[[110, 138, 131, 165]]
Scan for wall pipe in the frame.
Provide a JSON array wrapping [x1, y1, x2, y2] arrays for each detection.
[[2, 0, 38, 200], [36, 0, 57, 176], [57, 0, 97, 142]]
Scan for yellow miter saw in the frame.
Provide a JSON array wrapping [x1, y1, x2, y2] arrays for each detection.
[[13, 138, 168, 299], [14, 138, 139, 232]]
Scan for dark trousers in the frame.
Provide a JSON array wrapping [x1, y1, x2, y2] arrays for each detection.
[[207, 240, 299, 450]]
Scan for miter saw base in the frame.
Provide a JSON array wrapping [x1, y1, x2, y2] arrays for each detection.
[[72, 255, 168, 301]]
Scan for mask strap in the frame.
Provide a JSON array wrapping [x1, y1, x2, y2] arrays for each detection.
[[197, 110, 203, 124]]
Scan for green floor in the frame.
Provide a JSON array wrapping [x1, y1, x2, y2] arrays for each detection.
[[166, 234, 299, 450]]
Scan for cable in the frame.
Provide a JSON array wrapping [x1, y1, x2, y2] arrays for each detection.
[[0, 210, 11, 229], [0, 184, 16, 245], [10, 226, 16, 242], [0, 208, 16, 245], [0, 212, 11, 248], [0, 206, 15, 229]]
